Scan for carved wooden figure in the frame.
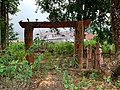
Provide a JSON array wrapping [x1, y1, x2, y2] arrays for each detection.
[[94, 43, 103, 70]]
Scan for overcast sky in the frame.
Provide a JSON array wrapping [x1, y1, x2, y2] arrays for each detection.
[[10, 0, 49, 40]]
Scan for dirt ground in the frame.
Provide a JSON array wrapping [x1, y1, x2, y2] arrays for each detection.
[[32, 72, 63, 90], [30, 70, 119, 90]]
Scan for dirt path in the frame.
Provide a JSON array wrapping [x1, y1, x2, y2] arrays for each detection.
[[33, 72, 63, 90]]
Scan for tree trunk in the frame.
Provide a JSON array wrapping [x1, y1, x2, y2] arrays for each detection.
[[0, 2, 1, 49], [100, 0, 120, 79], [0, 0, 9, 49], [111, 0, 120, 51], [111, 0, 120, 77]]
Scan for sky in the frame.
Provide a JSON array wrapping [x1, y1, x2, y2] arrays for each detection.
[[10, 0, 49, 40]]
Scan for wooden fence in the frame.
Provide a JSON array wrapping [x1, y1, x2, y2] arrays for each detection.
[[85, 42, 115, 70]]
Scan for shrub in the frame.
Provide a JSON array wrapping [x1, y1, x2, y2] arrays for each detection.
[[0, 42, 36, 89]]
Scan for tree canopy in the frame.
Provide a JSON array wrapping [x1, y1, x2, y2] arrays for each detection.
[[0, 0, 20, 15], [35, 0, 110, 21], [0, 0, 21, 49], [35, 0, 111, 44]]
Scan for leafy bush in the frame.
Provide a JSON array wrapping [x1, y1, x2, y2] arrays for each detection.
[[84, 39, 96, 50], [101, 41, 115, 52], [84, 39, 115, 52], [62, 70, 78, 90], [5, 42, 25, 61], [0, 42, 32, 80], [47, 41, 74, 56]]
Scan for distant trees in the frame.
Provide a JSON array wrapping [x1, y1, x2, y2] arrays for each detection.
[[9, 23, 19, 42], [0, 0, 20, 49]]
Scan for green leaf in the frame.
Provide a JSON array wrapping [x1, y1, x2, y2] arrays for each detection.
[[64, 84, 69, 89], [10, 60, 19, 65], [0, 69, 4, 73]]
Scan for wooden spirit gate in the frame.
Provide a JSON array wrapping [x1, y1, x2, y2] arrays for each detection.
[[19, 20, 90, 69]]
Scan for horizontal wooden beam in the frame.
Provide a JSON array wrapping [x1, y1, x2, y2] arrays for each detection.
[[19, 20, 90, 28]]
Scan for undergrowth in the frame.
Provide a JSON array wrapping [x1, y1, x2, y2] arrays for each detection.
[[0, 41, 119, 90]]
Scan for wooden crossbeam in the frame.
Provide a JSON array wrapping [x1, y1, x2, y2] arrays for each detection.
[[19, 20, 90, 28]]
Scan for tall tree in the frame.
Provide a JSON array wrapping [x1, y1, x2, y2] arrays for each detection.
[[99, 0, 120, 79], [0, 0, 20, 49], [111, 0, 120, 51]]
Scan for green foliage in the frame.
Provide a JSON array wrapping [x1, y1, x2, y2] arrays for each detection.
[[62, 70, 78, 90], [31, 55, 42, 70], [0, 42, 45, 89], [96, 85, 103, 90], [101, 41, 115, 52], [7, 42, 25, 60], [103, 76, 112, 84], [36, 0, 111, 44], [36, 0, 110, 21], [7, 0, 21, 14], [0, 42, 32, 80], [27, 41, 43, 55], [53, 65, 61, 74], [9, 23, 19, 42], [89, 72, 98, 79], [0, 42, 39, 89], [89, 17, 112, 44], [77, 77, 92, 88], [42, 50, 52, 59], [34, 37, 47, 48], [84, 39, 115, 52], [70, 57, 78, 68], [53, 42, 66, 54], [117, 79, 120, 87], [48, 41, 74, 56], [0, 17, 4, 27], [84, 39, 96, 50]]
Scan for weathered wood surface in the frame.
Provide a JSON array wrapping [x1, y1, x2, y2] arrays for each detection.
[[19, 20, 90, 28], [86, 44, 92, 69]]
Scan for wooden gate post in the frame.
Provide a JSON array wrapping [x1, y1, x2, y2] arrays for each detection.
[[74, 29, 77, 57], [74, 25, 79, 58], [24, 25, 34, 63], [86, 44, 92, 69], [77, 21, 84, 70], [74, 20, 90, 70]]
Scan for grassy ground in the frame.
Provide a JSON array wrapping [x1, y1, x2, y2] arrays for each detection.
[[30, 55, 120, 90], [0, 42, 119, 90]]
